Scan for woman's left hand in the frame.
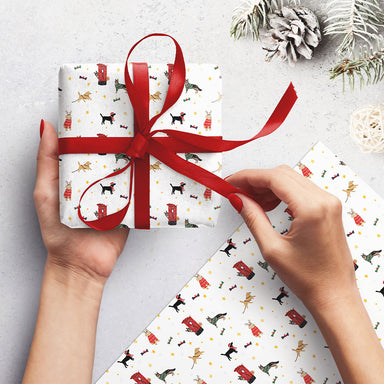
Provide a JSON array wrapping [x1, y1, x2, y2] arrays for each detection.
[[34, 120, 129, 284]]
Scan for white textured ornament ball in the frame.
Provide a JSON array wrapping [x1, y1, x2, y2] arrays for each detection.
[[350, 104, 384, 153]]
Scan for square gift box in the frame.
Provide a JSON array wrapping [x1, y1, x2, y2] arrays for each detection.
[[58, 62, 223, 229]]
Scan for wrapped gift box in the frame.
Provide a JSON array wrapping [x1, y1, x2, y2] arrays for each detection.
[[58, 62, 222, 228]]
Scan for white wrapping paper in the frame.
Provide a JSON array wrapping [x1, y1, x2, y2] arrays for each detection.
[[97, 142, 384, 384]]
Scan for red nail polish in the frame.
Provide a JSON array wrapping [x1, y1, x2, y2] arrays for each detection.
[[228, 193, 243, 213], [40, 119, 45, 138]]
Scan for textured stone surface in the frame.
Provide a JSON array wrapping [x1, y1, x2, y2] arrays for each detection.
[[0, 0, 383, 382]]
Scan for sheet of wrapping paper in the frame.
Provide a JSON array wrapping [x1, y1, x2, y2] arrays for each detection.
[[58, 63, 222, 228], [96, 142, 384, 384]]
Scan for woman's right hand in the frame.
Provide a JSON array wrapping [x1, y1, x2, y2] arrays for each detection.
[[226, 165, 359, 313]]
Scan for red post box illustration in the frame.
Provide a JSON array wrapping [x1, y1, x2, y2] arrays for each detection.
[[97, 63, 107, 85], [97, 203, 107, 219], [182, 316, 204, 336], [130, 372, 151, 384], [233, 261, 255, 280], [166, 203, 177, 225], [234, 364, 256, 383], [286, 309, 307, 328]]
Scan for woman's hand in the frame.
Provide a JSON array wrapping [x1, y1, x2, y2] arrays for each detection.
[[34, 120, 129, 284], [226, 165, 358, 312]]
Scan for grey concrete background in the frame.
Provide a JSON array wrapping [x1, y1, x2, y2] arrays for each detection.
[[1, 0, 383, 382]]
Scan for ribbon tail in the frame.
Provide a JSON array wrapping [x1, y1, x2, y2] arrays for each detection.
[[155, 82, 298, 153], [77, 161, 134, 231]]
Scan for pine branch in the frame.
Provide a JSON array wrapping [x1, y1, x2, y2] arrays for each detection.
[[324, 0, 384, 56], [230, 0, 279, 40], [329, 43, 384, 90]]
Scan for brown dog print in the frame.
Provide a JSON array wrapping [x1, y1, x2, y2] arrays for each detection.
[[72, 161, 92, 173], [72, 91, 92, 103]]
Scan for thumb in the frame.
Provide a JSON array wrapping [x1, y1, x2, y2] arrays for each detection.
[[34, 120, 60, 225], [236, 193, 283, 253]]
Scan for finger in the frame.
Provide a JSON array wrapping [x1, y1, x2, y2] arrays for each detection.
[[227, 168, 304, 210], [236, 193, 284, 254], [34, 121, 60, 226], [36, 121, 59, 190]]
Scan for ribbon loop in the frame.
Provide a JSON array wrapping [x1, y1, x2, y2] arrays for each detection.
[[127, 132, 149, 159]]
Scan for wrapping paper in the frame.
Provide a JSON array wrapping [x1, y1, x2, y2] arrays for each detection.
[[58, 63, 222, 228], [97, 142, 384, 384]]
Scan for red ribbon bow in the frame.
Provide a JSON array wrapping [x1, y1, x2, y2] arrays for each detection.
[[58, 33, 298, 231]]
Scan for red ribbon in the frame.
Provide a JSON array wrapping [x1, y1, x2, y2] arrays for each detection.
[[58, 33, 298, 231]]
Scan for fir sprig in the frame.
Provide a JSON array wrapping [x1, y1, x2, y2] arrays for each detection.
[[330, 43, 384, 90], [324, 0, 384, 56], [230, 0, 279, 40]]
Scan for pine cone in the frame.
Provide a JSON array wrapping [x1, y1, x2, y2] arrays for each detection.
[[261, 6, 321, 66]]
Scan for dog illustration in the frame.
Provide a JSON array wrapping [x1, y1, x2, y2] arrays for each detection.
[[194, 376, 207, 384], [195, 274, 210, 289], [258, 260, 269, 272], [347, 208, 365, 226], [72, 161, 92, 173], [150, 160, 162, 171], [170, 112, 186, 124], [297, 162, 313, 178], [185, 153, 202, 163], [220, 238, 237, 256], [206, 312, 226, 327], [240, 292, 255, 314], [361, 250, 381, 264], [155, 368, 175, 383], [221, 342, 237, 361], [292, 340, 308, 362], [168, 294, 185, 313], [189, 348, 204, 369], [298, 368, 315, 384], [376, 286, 384, 297], [117, 349, 134, 368], [259, 361, 279, 376], [343, 181, 358, 202], [72, 91, 92, 103], [203, 111, 212, 131], [185, 79, 202, 93], [115, 153, 130, 163], [245, 320, 263, 337], [272, 286, 289, 305], [64, 180, 72, 201], [115, 79, 126, 93], [164, 70, 171, 84], [63, 111, 72, 131], [100, 112, 116, 125], [170, 182, 186, 195], [94, 71, 110, 82], [100, 182, 116, 195], [212, 161, 222, 174], [144, 329, 159, 345], [185, 219, 198, 228], [211, 91, 222, 103], [150, 91, 162, 101]]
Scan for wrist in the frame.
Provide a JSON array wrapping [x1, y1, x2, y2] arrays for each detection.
[[306, 285, 363, 320], [45, 256, 105, 302]]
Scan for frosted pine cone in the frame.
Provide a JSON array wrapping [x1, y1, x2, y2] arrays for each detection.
[[261, 6, 321, 66]]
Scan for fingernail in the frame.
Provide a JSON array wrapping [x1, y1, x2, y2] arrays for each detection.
[[224, 173, 233, 181], [40, 119, 45, 138], [228, 193, 243, 214]]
